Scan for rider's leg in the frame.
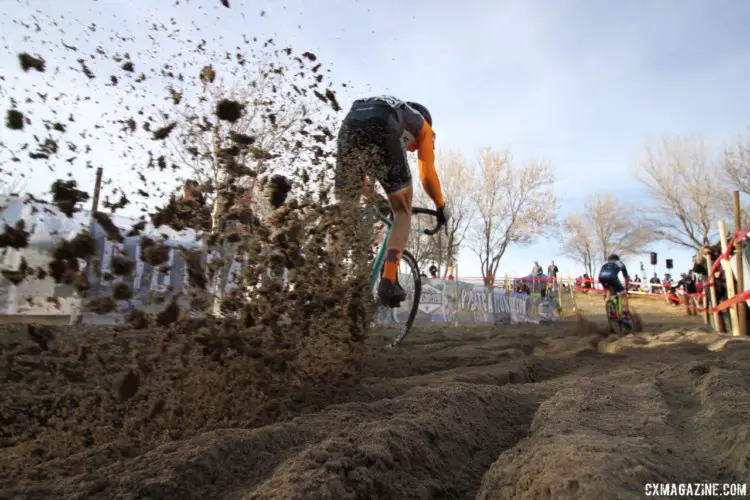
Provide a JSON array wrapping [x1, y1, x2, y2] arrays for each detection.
[[367, 109, 413, 303], [332, 116, 369, 272], [381, 187, 413, 287], [608, 279, 628, 310]]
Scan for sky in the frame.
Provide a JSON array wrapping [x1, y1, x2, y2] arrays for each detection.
[[2, 0, 750, 281]]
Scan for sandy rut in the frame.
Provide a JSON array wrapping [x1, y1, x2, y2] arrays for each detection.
[[2, 295, 750, 499]]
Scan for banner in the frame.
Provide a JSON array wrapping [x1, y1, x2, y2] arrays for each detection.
[[374, 277, 557, 325], [0, 198, 558, 325]]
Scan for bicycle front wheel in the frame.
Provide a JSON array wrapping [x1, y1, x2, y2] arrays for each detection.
[[373, 249, 422, 347]]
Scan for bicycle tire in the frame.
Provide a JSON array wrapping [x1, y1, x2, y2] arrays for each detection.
[[606, 301, 618, 333], [386, 249, 422, 347], [621, 308, 642, 333]]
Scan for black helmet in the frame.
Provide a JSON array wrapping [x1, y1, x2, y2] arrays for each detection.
[[608, 254, 620, 261], [406, 101, 432, 127]]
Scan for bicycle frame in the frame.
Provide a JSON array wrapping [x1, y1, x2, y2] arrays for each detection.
[[368, 207, 393, 289], [364, 204, 441, 290], [606, 290, 628, 321]]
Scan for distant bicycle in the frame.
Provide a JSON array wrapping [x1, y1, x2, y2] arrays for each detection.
[[605, 290, 641, 333]]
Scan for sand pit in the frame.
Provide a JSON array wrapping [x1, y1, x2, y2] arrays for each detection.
[[3, 296, 750, 499], [6, 3, 749, 498]]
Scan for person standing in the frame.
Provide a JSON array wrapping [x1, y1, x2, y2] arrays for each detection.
[[531, 261, 543, 293], [547, 260, 559, 290]]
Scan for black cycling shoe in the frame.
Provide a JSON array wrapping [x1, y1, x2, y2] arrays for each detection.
[[378, 279, 406, 305]]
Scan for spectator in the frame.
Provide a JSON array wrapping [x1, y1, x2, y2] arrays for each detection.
[[531, 261, 543, 292], [547, 260, 559, 289], [428, 265, 438, 279], [674, 271, 698, 313], [695, 242, 731, 332], [693, 243, 722, 279], [172, 180, 212, 231], [447, 273, 454, 281], [628, 274, 641, 291], [582, 273, 592, 292], [650, 273, 662, 294], [679, 272, 697, 294]]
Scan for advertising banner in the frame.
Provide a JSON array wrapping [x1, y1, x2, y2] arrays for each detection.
[[1, 199, 558, 325]]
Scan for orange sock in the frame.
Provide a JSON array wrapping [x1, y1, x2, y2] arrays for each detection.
[[382, 248, 401, 283]]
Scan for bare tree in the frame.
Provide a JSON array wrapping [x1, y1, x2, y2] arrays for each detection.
[[588, 194, 656, 259], [635, 136, 725, 250], [724, 134, 750, 193], [560, 212, 598, 278], [164, 41, 339, 230], [560, 194, 655, 276], [431, 149, 475, 277], [406, 160, 435, 270], [723, 134, 750, 222], [0, 175, 26, 197], [407, 149, 475, 276], [469, 147, 556, 286]]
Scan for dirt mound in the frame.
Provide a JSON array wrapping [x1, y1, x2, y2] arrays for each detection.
[[5, 299, 750, 499], [0, 313, 365, 483], [3, 4, 750, 499]]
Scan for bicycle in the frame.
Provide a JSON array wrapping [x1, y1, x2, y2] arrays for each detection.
[[605, 290, 640, 333], [368, 205, 443, 348]]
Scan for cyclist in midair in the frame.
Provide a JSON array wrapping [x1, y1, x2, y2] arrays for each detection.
[[334, 96, 450, 303]]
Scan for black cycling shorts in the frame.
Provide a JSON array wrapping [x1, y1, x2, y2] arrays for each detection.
[[599, 275, 624, 294], [335, 101, 411, 201]]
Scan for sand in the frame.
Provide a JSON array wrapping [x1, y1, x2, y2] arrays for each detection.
[[2, 294, 749, 499], [6, 4, 748, 498]]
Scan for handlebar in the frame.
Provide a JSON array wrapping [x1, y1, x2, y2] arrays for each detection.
[[411, 207, 444, 236]]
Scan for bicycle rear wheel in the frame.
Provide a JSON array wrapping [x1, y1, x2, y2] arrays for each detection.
[[373, 249, 422, 347]]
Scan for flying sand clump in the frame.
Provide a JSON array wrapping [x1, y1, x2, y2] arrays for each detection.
[[0, 1, 379, 482]]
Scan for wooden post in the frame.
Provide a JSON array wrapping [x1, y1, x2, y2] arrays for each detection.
[[705, 254, 721, 332], [454, 264, 459, 327], [72, 167, 104, 325], [91, 167, 103, 213], [568, 275, 579, 310], [733, 191, 746, 336], [718, 220, 741, 337], [701, 290, 708, 324]]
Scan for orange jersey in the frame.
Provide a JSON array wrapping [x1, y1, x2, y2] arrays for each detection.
[[411, 120, 444, 208]]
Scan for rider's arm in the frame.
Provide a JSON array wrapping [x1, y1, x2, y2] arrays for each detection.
[[620, 263, 630, 285], [415, 120, 445, 208]]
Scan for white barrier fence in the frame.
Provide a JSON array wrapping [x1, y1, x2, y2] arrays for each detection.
[[0, 198, 557, 325]]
